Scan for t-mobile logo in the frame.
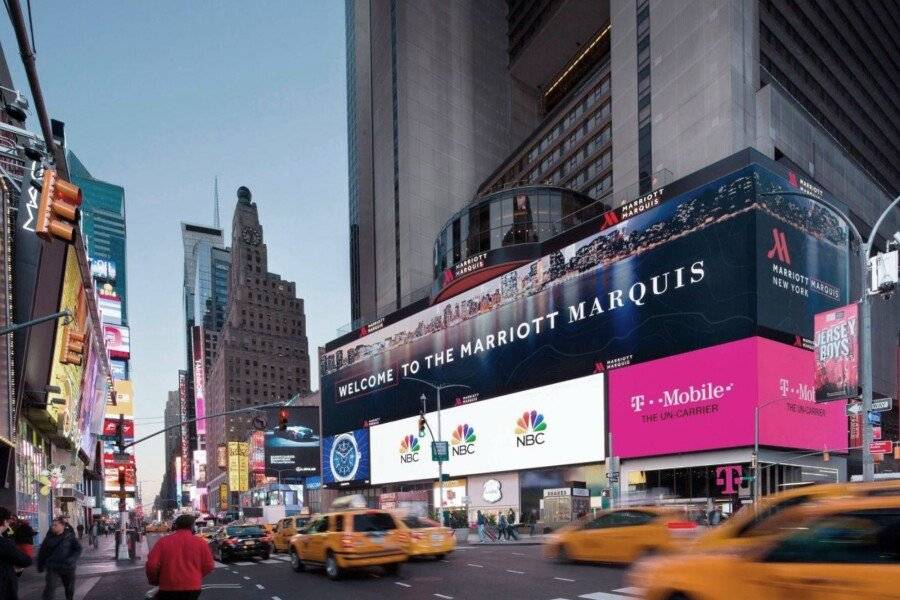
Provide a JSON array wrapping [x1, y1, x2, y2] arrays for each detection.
[[630, 395, 645, 412], [715, 465, 743, 495], [766, 228, 791, 264]]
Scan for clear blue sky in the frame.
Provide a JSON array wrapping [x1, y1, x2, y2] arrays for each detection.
[[0, 1, 349, 506]]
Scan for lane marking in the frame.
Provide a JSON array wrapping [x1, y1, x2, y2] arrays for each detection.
[[202, 584, 243, 589], [441, 560, 451, 563], [434, 595, 454, 599], [243, 576, 251, 580], [466, 563, 484, 568], [506, 569, 524, 574], [256, 584, 266, 590], [395, 582, 412, 588], [272, 597, 283, 600], [613, 588, 643, 596], [579, 593, 633, 600], [235, 561, 255, 566], [230, 570, 239, 574], [512, 552, 526, 556], [260, 559, 281, 564], [73, 576, 100, 600], [272, 555, 291, 561], [554, 577, 575, 582]]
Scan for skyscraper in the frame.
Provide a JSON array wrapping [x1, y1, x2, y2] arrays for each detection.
[[205, 187, 311, 506]]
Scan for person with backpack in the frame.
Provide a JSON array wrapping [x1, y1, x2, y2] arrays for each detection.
[[37, 517, 82, 600]]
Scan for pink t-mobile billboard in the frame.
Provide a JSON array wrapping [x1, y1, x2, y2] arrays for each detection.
[[609, 337, 847, 458]]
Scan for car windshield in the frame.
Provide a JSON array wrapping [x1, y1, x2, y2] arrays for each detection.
[[226, 526, 264, 537], [402, 516, 438, 529], [352, 512, 397, 533]]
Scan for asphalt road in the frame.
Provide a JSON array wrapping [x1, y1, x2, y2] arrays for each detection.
[[81, 543, 634, 600]]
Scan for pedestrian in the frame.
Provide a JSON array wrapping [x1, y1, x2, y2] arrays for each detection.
[[498, 513, 508, 541], [529, 510, 538, 536], [12, 519, 36, 571], [507, 508, 516, 526], [89, 520, 99, 549], [476, 510, 486, 543], [0, 507, 32, 600], [76, 523, 84, 540], [37, 517, 82, 600], [145, 514, 214, 600]]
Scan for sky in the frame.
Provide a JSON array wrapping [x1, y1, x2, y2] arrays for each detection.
[[0, 1, 350, 507]]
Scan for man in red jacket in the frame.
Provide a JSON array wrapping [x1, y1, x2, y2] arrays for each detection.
[[145, 515, 214, 599]]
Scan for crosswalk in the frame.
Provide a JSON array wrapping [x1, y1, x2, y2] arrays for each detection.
[[550, 586, 643, 600], [214, 554, 293, 568]]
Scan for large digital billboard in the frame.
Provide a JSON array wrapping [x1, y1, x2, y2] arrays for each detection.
[[370, 373, 606, 485], [608, 337, 847, 458], [263, 407, 320, 480], [322, 428, 370, 485], [103, 324, 130, 359], [320, 162, 848, 436], [814, 304, 859, 402], [191, 326, 207, 436]]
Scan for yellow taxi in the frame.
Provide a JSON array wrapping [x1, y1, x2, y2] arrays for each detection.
[[195, 526, 220, 542], [289, 509, 407, 580], [393, 514, 455, 559], [272, 515, 309, 553], [543, 507, 700, 564], [693, 479, 900, 551], [630, 496, 900, 600]]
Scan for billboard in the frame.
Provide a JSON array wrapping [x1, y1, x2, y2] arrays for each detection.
[[102, 417, 135, 440], [103, 453, 136, 491], [228, 442, 249, 492], [249, 431, 265, 473], [98, 293, 122, 325], [608, 337, 847, 459], [191, 326, 207, 436], [322, 428, 370, 485], [90, 258, 117, 282], [103, 324, 130, 359], [112, 380, 134, 417], [178, 372, 191, 481], [263, 407, 320, 480], [370, 373, 606, 485], [814, 304, 859, 402], [110, 359, 128, 381], [320, 164, 848, 436]]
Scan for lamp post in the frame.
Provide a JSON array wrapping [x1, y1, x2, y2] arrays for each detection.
[[404, 377, 470, 526], [758, 190, 900, 482], [753, 397, 789, 504]]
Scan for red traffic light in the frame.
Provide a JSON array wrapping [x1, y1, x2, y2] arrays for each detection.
[[36, 170, 82, 242], [279, 409, 288, 431]]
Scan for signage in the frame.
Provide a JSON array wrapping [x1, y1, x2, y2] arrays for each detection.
[[191, 326, 207, 436], [103, 324, 131, 359], [249, 431, 265, 472], [431, 441, 449, 462], [370, 373, 606, 485], [218, 483, 228, 507], [178, 372, 191, 482], [572, 488, 590, 497], [321, 164, 848, 436], [227, 442, 249, 492], [90, 259, 117, 282], [97, 294, 122, 325], [263, 407, 321, 479], [175, 456, 183, 503], [482, 479, 502, 503], [216, 444, 227, 469], [112, 380, 134, 417], [874, 426, 882, 440], [433, 479, 466, 508], [102, 417, 134, 440], [870, 250, 898, 293], [847, 403, 863, 416], [609, 337, 847, 459], [543, 488, 571, 497], [110, 359, 128, 381], [322, 428, 370, 484], [871, 397, 893, 413], [814, 304, 859, 402], [869, 441, 893, 455]]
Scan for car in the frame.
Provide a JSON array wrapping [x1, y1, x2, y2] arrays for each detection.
[[272, 426, 319, 445], [195, 526, 220, 542], [692, 479, 900, 551], [394, 514, 455, 559], [629, 496, 900, 600], [209, 524, 272, 563], [272, 516, 309, 553], [543, 507, 700, 564], [289, 509, 407, 580]]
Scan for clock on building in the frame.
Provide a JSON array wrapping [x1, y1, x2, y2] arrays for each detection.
[[240, 226, 262, 246], [330, 433, 359, 482]]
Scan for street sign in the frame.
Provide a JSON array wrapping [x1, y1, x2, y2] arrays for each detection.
[[846, 403, 863, 416], [112, 452, 131, 463], [872, 397, 893, 413], [874, 426, 882, 440], [606, 471, 619, 483], [868, 411, 881, 426], [431, 441, 449, 462], [869, 441, 893, 455]]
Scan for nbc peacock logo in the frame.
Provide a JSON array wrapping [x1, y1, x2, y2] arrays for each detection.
[[399, 434, 421, 463], [515, 410, 547, 447], [451, 424, 476, 456]]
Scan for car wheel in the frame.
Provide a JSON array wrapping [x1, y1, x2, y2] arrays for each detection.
[[668, 594, 691, 600], [325, 552, 342, 580], [220, 550, 230, 564], [262, 551, 271, 560], [556, 545, 571, 564], [435, 553, 446, 560], [290, 550, 304, 573], [383, 562, 401, 576]]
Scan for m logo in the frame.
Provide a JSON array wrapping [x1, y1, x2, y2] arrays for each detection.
[[715, 465, 743, 495], [600, 210, 620, 230], [766, 228, 791, 264], [443, 268, 455, 285]]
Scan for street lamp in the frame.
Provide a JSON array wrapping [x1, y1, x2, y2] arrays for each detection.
[[404, 377, 470, 526], [758, 190, 900, 482]]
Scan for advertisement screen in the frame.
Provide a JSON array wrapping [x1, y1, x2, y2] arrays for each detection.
[[98, 294, 122, 325], [814, 304, 859, 402], [103, 453, 136, 490], [228, 442, 249, 492], [608, 337, 847, 459], [191, 326, 207, 435], [434, 479, 467, 508], [320, 164, 848, 436], [263, 407, 320, 480], [102, 417, 135, 440], [370, 373, 606, 485], [111, 380, 134, 417], [91, 259, 117, 282], [322, 428, 370, 485], [103, 324, 130, 359], [110, 359, 128, 381], [249, 431, 265, 472], [179, 372, 191, 481]]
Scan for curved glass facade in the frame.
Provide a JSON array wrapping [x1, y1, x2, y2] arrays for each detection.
[[433, 186, 606, 279]]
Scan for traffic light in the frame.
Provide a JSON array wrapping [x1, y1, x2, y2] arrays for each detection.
[[115, 416, 125, 453], [59, 327, 85, 365], [117, 465, 126, 487], [35, 169, 83, 242], [418, 413, 426, 438], [279, 409, 288, 431]]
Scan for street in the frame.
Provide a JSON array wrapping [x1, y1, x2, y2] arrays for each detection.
[[70, 543, 632, 600]]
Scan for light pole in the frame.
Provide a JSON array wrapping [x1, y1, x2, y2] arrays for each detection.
[[758, 190, 900, 483], [753, 396, 790, 503], [404, 377, 470, 526]]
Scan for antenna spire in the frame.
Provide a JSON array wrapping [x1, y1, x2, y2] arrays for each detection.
[[213, 176, 221, 228]]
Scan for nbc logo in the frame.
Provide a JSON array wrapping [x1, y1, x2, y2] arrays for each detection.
[[451, 424, 476, 456], [399, 434, 420, 463], [515, 410, 547, 447]]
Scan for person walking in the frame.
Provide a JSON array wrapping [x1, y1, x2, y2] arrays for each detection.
[[37, 517, 82, 600], [76, 523, 84, 541], [476, 510, 486, 543], [145, 514, 214, 600], [498, 513, 508, 541], [529, 510, 538, 536], [89, 520, 100, 550], [0, 507, 32, 600]]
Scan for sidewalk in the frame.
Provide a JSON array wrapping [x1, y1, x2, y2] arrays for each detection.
[[18, 533, 150, 600], [465, 527, 545, 546]]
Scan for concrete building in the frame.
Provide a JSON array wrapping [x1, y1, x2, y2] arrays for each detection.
[[205, 187, 311, 499]]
